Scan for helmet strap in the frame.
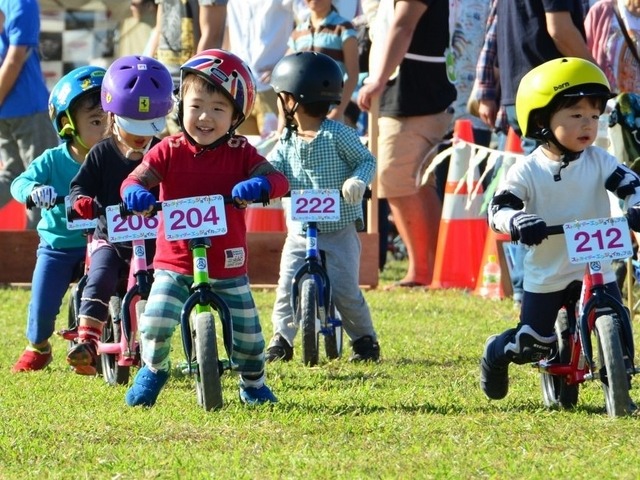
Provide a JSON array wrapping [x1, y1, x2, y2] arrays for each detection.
[[60, 113, 92, 153], [539, 127, 583, 182], [113, 124, 153, 159], [278, 94, 299, 141]]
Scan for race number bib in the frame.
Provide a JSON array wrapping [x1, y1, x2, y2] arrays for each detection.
[[290, 189, 340, 222], [563, 217, 633, 264], [106, 205, 159, 243], [162, 195, 227, 241]]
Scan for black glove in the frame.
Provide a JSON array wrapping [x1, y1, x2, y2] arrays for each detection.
[[510, 212, 547, 246], [627, 206, 640, 232]]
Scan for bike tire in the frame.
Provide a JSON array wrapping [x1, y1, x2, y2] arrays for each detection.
[[540, 309, 579, 409], [194, 312, 223, 411], [324, 308, 343, 360], [595, 315, 631, 417], [300, 280, 319, 367], [101, 296, 128, 385]]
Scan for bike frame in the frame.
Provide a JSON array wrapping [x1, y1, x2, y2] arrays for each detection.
[[290, 221, 340, 337], [538, 230, 635, 385]]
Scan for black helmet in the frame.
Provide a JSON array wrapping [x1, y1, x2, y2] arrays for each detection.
[[271, 51, 343, 104]]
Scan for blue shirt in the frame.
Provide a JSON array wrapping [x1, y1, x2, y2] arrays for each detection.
[[268, 119, 375, 233], [0, 0, 49, 118], [10, 143, 86, 249]]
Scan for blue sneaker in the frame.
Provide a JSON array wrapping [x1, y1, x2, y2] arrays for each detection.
[[239, 384, 278, 405], [125, 365, 170, 407]]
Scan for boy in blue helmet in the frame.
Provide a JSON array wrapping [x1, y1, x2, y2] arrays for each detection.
[[9, 66, 107, 372]]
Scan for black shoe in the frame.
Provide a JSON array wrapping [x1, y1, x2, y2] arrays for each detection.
[[480, 335, 509, 400], [265, 334, 293, 363], [350, 335, 380, 362], [66, 341, 98, 375]]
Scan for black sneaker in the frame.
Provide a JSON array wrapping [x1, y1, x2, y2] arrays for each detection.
[[350, 335, 380, 362], [265, 334, 293, 363], [480, 335, 509, 400]]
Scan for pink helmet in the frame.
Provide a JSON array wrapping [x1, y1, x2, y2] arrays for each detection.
[[180, 49, 256, 131]]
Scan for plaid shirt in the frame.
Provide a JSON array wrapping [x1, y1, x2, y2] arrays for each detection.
[[474, 0, 508, 132], [268, 119, 376, 233]]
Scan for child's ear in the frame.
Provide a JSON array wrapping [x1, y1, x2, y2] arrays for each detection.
[[59, 115, 75, 137]]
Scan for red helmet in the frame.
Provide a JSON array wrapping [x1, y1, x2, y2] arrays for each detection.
[[180, 49, 256, 129]]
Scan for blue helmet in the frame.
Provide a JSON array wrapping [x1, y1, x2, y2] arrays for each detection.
[[48, 66, 106, 139]]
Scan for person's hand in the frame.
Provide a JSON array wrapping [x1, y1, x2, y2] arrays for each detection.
[[478, 99, 498, 130], [627, 205, 640, 232], [341, 178, 366, 204], [30, 185, 57, 209], [123, 185, 156, 214], [510, 212, 547, 245], [356, 78, 385, 112], [232, 176, 271, 205], [72, 196, 97, 220]]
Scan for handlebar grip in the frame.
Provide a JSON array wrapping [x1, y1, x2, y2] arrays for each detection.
[[546, 225, 565, 236], [25, 196, 66, 210]]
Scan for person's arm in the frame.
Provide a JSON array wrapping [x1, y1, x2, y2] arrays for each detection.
[[0, 44, 29, 106], [197, 3, 226, 51], [329, 36, 359, 121], [356, 0, 426, 112], [145, 3, 163, 58], [545, 10, 595, 62], [475, 5, 499, 129]]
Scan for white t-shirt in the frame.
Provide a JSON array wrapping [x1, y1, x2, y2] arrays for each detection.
[[226, 0, 295, 92], [491, 146, 640, 293]]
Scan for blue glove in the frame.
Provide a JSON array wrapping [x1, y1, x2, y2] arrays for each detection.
[[231, 176, 271, 202], [627, 205, 640, 232], [509, 212, 547, 246], [123, 185, 156, 212]]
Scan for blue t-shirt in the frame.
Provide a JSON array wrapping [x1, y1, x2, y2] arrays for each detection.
[[10, 143, 86, 249], [0, 0, 50, 118]]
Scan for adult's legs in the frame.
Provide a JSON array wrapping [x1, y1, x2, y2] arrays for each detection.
[[387, 185, 441, 285]]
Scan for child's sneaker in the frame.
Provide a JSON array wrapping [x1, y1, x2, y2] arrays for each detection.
[[239, 384, 278, 405], [265, 334, 293, 363], [349, 335, 380, 362], [125, 365, 170, 407], [66, 341, 98, 375], [480, 335, 509, 400], [11, 347, 52, 373]]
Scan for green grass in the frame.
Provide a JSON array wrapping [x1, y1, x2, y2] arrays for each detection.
[[1, 258, 640, 479]]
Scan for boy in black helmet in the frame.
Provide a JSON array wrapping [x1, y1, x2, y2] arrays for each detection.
[[266, 51, 380, 363]]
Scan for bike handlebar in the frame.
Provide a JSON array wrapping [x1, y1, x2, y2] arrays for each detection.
[[25, 196, 67, 210], [281, 188, 373, 199]]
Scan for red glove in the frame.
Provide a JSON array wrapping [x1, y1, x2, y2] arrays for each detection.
[[72, 197, 96, 219]]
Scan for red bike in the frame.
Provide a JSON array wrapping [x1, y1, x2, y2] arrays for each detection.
[[536, 217, 636, 417]]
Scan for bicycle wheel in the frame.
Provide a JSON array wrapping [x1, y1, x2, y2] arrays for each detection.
[[101, 296, 128, 385], [324, 307, 343, 360], [300, 280, 319, 366], [595, 315, 631, 417], [540, 309, 579, 409], [194, 311, 223, 411]]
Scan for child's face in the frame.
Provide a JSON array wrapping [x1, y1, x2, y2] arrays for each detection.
[[182, 85, 236, 146], [72, 104, 107, 150], [549, 97, 600, 153]]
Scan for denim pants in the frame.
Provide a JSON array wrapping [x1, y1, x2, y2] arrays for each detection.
[[26, 243, 85, 344]]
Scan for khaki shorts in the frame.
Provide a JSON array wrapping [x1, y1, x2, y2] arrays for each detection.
[[236, 88, 278, 136], [377, 110, 452, 198]]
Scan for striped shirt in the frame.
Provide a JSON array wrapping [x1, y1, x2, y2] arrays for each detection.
[[288, 10, 357, 73]]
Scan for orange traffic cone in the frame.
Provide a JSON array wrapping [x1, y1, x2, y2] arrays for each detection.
[[504, 126, 523, 154], [430, 119, 487, 290], [245, 199, 286, 232]]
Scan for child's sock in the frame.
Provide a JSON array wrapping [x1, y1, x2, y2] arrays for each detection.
[[78, 325, 101, 344], [27, 343, 51, 354]]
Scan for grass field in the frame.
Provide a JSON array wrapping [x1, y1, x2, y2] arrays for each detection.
[[2, 258, 640, 479]]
